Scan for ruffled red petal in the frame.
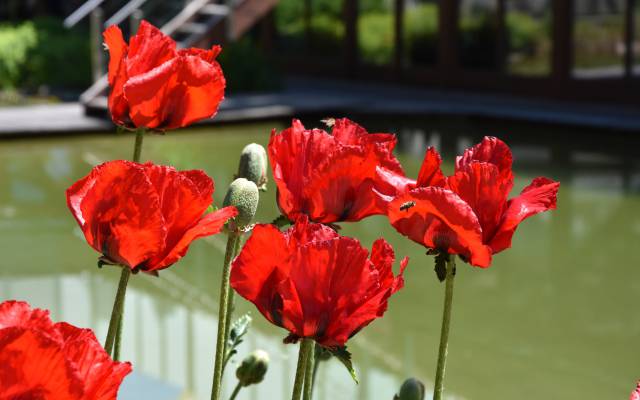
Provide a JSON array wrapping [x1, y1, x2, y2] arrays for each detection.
[[103, 25, 130, 126], [125, 20, 176, 78], [489, 177, 560, 253], [0, 301, 131, 400], [416, 147, 447, 188], [269, 119, 406, 223], [146, 206, 237, 271], [388, 187, 492, 267], [456, 136, 514, 186], [447, 162, 511, 242], [66, 160, 166, 268], [230, 224, 292, 326], [630, 381, 640, 400], [55, 323, 131, 400], [124, 54, 225, 130], [231, 219, 405, 347]]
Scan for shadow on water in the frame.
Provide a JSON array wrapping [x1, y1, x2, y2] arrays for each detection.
[[0, 117, 638, 399]]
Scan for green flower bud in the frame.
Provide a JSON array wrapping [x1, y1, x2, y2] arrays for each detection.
[[223, 178, 259, 230], [236, 350, 269, 387], [237, 143, 268, 191], [395, 378, 425, 400]]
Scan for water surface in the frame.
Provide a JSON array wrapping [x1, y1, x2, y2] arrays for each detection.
[[0, 119, 638, 399]]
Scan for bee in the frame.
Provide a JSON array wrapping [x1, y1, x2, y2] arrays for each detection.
[[399, 201, 416, 211], [321, 118, 336, 128]]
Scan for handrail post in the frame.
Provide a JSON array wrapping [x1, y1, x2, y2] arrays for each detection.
[[130, 8, 144, 35], [90, 7, 105, 82]]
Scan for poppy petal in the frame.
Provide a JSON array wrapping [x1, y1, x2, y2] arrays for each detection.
[[124, 55, 225, 130], [388, 187, 492, 267], [416, 147, 447, 188], [489, 177, 560, 253], [125, 20, 176, 78], [141, 164, 214, 258], [148, 206, 237, 271], [56, 323, 131, 400], [66, 160, 166, 268], [456, 136, 514, 184], [447, 162, 511, 242], [103, 25, 129, 126]]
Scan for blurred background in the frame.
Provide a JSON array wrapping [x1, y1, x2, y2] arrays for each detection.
[[0, 1, 639, 399]]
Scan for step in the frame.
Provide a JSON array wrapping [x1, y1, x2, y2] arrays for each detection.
[[177, 22, 208, 35], [200, 3, 230, 16]]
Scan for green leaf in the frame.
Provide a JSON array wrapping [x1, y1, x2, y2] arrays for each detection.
[[271, 215, 292, 228], [330, 346, 358, 384], [223, 313, 252, 369]]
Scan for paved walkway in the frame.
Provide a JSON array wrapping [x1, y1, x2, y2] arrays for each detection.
[[1, 77, 639, 137]]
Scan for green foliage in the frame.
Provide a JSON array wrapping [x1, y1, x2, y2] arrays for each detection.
[[223, 313, 252, 369], [358, 11, 393, 65], [218, 39, 282, 93], [330, 346, 358, 384], [506, 11, 548, 52], [26, 17, 92, 89], [404, 4, 438, 65], [0, 22, 37, 89], [0, 17, 91, 90]]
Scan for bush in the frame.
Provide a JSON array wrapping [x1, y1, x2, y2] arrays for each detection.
[[358, 11, 393, 65], [404, 4, 438, 65], [0, 21, 37, 89], [25, 17, 92, 89]]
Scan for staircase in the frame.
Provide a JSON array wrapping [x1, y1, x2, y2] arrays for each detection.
[[65, 0, 279, 117]]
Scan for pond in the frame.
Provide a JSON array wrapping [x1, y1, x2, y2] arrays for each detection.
[[0, 117, 638, 400]]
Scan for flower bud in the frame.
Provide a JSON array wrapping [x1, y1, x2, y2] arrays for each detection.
[[237, 143, 268, 191], [236, 350, 269, 387], [395, 378, 425, 400], [223, 178, 259, 230]]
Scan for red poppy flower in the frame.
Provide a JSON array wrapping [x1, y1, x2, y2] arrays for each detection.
[[230, 217, 407, 347], [103, 20, 225, 130], [268, 118, 407, 224], [0, 300, 131, 399], [66, 160, 237, 272], [388, 137, 559, 267], [631, 381, 640, 400]]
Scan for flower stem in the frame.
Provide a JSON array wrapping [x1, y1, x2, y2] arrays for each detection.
[[229, 382, 242, 400], [104, 267, 131, 359], [211, 232, 240, 400], [433, 254, 456, 400], [292, 339, 313, 400], [222, 236, 243, 361], [303, 339, 316, 400], [132, 129, 144, 162]]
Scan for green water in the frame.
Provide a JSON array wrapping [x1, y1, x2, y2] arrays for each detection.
[[0, 120, 638, 400]]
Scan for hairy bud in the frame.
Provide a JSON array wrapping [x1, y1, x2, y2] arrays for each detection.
[[236, 350, 269, 387], [223, 178, 259, 230], [237, 143, 268, 191]]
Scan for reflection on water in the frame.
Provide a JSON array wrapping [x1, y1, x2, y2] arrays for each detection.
[[0, 119, 638, 400]]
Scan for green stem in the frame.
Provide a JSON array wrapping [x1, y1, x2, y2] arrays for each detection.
[[222, 236, 243, 362], [229, 382, 242, 400], [211, 232, 240, 400], [104, 267, 131, 358], [132, 129, 144, 162], [114, 311, 123, 361], [433, 255, 456, 400], [292, 339, 313, 400], [310, 344, 321, 395], [303, 339, 315, 400]]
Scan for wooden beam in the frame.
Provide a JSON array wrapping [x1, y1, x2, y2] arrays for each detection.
[[394, 0, 405, 78], [552, 0, 573, 81], [624, 0, 636, 78], [437, 0, 459, 77], [496, 0, 507, 74], [344, 0, 359, 78]]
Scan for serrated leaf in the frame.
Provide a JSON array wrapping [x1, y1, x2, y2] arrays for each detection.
[[330, 346, 358, 384], [223, 313, 252, 369], [271, 215, 292, 228]]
